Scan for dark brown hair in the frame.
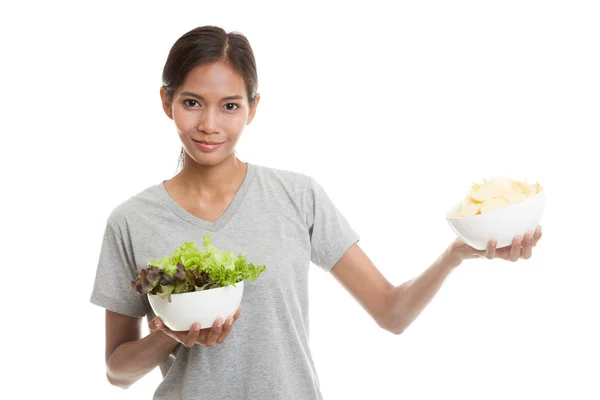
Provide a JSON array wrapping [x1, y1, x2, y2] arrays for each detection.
[[161, 25, 259, 171]]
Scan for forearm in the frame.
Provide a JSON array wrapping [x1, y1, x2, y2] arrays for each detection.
[[106, 329, 179, 389], [380, 248, 461, 334]]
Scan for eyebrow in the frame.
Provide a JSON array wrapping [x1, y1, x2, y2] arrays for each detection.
[[180, 91, 244, 101]]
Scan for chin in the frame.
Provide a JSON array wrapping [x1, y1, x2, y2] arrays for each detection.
[[186, 146, 236, 166]]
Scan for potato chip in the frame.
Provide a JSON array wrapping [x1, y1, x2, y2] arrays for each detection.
[[480, 197, 508, 214], [503, 192, 527, 204], [449, 177, 543, 218], [460, 203, 481, 217]]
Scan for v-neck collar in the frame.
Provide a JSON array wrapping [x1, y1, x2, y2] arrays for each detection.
[[156, 162, 256, 232]]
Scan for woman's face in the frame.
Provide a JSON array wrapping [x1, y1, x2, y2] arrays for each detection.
[[161, 61, 259, 165]]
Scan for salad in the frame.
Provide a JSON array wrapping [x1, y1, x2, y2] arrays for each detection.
[[130, 234, 266, 302]]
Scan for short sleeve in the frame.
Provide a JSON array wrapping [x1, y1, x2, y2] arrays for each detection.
[[304, 176, 360, 271], [89, 222, 150, 317]]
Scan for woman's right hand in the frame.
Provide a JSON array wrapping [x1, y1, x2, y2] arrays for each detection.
[[149, 305, 242, 348]]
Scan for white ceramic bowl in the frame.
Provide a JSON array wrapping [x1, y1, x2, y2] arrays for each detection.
[[148, 280, 244, 331], [446, 185, 545, 250]]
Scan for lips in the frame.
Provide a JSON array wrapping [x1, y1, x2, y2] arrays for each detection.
[[193, 139, 224, 145], [193, 139, 224, 152]]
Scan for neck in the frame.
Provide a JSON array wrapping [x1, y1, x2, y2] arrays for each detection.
[[175, 153, 247, 199]]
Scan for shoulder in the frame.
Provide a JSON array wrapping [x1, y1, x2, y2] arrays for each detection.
[[252, 162, 313, 192], [250, 163, 321, 220], [105, 183, 162, 235]]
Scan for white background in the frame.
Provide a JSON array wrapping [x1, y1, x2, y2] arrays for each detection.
[[2, 1, 599, 399]]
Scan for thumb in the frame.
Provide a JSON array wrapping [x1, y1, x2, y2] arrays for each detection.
[[150, 317, 166, 332]]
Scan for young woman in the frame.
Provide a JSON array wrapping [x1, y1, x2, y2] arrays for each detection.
[[90, 25, 542, 400]]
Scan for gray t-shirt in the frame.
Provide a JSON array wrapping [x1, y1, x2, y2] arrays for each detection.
[[90, 161, 360, 400]]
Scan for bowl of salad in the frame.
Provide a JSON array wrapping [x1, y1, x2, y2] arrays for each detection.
[[130, 234, 266, 331]]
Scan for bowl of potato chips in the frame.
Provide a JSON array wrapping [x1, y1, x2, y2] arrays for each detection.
[[446, 177, 545, 250]]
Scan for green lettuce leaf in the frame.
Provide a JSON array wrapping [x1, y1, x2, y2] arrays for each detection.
[[131, 234, 266, 302]]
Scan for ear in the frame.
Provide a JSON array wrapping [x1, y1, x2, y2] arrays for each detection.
[[246, 93, 261, 125], [160, 86, 174, 120]]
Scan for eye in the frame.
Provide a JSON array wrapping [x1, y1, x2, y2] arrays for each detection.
[[224, 103, 240, 111], [184, 99, 200, 107]]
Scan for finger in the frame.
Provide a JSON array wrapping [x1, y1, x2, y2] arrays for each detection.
[[533, 225, 542, 245], [216, 307, 242, 344], [150, 317, 172, 336], [521, 232, 533, 259], [509, 235, 522, 262], [196, 328, 209, 346], [204, 318, 224, 347], [182, 323, 201, 348], [149, 317, 163, 332], [150, 318, 184, 344], [216, 316, 235, 344], [233, 305, 243, 321], [485, 240, 497, 259], [495, 247, 510, 260]]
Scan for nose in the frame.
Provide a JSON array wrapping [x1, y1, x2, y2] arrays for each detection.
[[198, 107, 219, 134]]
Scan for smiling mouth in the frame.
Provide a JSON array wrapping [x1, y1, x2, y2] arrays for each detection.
[[193, 139, 225, 145], [192, 140, 225, 152]]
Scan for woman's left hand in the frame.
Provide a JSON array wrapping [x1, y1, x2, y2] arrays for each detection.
[[447, 225, 542, 265]]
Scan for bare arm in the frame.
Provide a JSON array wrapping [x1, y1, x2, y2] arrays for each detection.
[[378, 248, 457, 334], [378, 230, 542, 333], [105, 310, 179, 389], [104, 305, 243, 389], [331, 228, 542, 335]]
